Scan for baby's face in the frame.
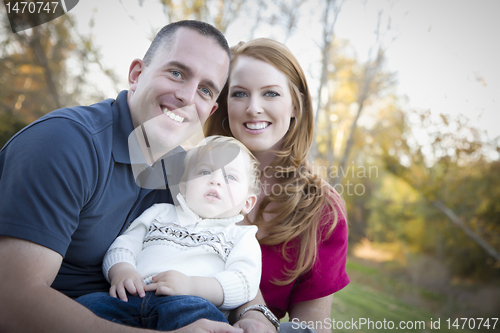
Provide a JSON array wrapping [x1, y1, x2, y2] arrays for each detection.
[[183, 151, 255, 219]]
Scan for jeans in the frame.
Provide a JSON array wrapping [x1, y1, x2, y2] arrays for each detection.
[[76, 292, 227, 331]]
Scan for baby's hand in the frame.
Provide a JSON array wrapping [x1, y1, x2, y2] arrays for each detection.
[[108, 263, 145, 302], [144, 270, 192, 296]]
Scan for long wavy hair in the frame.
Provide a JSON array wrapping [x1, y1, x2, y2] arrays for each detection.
[[204, 38, 346, 285]]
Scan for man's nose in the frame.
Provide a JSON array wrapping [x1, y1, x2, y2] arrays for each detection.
[[175, 81, 198, 105]]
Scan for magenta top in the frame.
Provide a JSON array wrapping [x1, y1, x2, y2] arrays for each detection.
[[259, 203, 350, 319]]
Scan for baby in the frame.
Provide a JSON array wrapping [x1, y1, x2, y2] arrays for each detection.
[[78, 135, 261, 330]]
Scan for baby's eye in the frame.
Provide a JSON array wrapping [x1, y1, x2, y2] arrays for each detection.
[[200, 170, 211, 176], [231, 91, 247, 98], [225, 174, 237, 181], [264, 91, 279, 97]]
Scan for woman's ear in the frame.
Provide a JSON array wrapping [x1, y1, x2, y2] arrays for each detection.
[[291, 92, 305, 118]]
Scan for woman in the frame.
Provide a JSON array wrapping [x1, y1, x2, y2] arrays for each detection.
[[204, 38, 349, 333]]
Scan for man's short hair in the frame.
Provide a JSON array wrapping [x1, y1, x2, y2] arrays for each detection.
[[143, 20, 230, 66]]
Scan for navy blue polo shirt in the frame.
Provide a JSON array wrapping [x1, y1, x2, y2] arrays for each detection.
[[0, 90, 174, 298]]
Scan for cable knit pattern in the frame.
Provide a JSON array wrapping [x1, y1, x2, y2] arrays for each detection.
[[103, 193, 261, 310]]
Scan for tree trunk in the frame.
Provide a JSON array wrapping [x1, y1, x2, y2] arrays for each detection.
[[333, 47, 384, 185], [310, 0, 343, 162], [433, 200, 500, 262]]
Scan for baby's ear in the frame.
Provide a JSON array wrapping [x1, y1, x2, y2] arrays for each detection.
[[241, 194, 257, 214]]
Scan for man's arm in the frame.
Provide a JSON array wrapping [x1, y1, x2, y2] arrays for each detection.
[[0, 237, 241, 333]]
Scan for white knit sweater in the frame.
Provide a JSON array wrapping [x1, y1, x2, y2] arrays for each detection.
[[103, 194, 261, 310]]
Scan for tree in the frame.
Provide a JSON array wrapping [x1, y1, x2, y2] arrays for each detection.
[[0, 7, 119, 147], [309, 0, 344, 161], [377, 108, 500, 277]]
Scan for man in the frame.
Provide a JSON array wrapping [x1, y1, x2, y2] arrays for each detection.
[[0, 20, 275, 333]]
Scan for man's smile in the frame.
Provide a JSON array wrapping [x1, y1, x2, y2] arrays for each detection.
[[163, 108, 186, 123]]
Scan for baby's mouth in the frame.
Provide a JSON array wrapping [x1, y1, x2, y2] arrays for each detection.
[[205, 190, 220, 199]]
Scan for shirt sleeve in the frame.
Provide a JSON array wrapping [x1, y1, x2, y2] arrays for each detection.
[[0, 117, 98, 257], [214, 225, 261, 310], [102, 204, 165, 282], [289, 204, 350, 309]]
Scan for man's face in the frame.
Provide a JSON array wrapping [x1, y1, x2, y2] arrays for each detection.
[[127, 28, 229, 158]]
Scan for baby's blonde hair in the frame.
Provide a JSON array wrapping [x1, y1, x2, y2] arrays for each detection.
[[182, 135, 261, 197]]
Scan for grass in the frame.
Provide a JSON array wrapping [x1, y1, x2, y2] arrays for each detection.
[[326, 259, 495, 333], [332, 282, 439, 332], [279, 256, 498, 332]]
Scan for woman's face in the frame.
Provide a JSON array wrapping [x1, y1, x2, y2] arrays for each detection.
[[227, 56, 295, 154]]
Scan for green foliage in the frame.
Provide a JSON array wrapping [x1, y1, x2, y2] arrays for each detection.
[[0, 112, 26, 147], [312, 34, 500, 282], [374, 110, 500, 280], [0, 9, 115, 148]]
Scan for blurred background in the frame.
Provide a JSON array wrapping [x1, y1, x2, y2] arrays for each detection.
[[1, 0, 499, 331]]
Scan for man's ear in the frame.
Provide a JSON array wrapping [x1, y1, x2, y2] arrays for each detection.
[[209, 102, 219, 117], [241, 194, 257, 214], [128, 59, 145, 92]]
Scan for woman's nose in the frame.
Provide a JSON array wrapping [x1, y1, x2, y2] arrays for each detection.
[[246, 97, 263, 115]]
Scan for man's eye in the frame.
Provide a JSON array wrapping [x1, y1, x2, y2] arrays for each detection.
[[231, 91, 247, 98], [264, 91, 279, 97], [200, 87, 212, 97], [171, 70, 182, 78]]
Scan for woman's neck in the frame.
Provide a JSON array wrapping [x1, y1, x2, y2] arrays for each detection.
[[252, 139, 284, 174], [254, 150, 276, 174]]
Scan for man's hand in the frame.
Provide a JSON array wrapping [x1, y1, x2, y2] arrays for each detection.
[[144, 270, 192, 296], [234, 310, 277, 333], [108, 263, 146, 302]]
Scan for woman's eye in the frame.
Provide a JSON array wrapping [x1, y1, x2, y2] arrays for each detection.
[[231, 91, 247, 98], [264, 91, 279, 97]]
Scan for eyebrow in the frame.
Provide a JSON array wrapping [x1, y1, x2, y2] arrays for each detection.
[[229, 84, 283, 91], [168, 61, 220, 96]]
